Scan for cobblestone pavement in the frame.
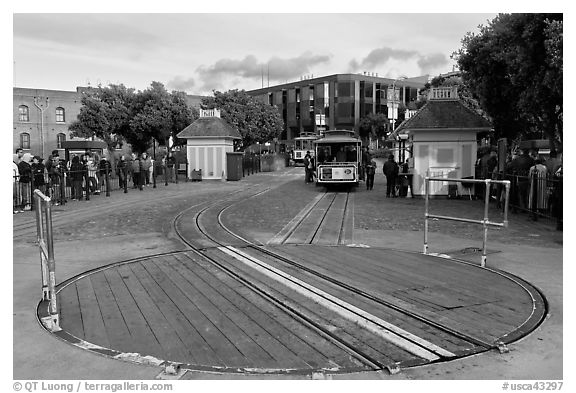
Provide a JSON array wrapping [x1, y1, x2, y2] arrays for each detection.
[[224, 170, 562, 249]]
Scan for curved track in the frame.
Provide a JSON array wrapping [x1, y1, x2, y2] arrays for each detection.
[[38, 180, 548, 377]]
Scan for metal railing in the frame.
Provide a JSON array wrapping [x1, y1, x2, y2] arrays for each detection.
[[34, 189, 60, 332], [424, 177, 511, 267]]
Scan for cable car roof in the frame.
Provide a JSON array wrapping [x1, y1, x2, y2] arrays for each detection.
[[314, 130, 360, 144]]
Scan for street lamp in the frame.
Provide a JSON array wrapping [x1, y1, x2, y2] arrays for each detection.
[[388, 76, 408, 132]]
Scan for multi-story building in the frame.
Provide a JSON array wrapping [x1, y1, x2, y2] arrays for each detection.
[[246, 73, 427, 144], [13, 86, 204, 159]]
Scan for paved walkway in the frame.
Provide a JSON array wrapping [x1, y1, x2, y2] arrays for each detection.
[[11, 167, 563, 380]]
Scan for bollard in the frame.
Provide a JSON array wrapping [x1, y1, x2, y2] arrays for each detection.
[[105, 168, 110, 197], [165, 164, 169, 186], [153, 164, 157, 188], [531, 171, 538, 221], [85, 167, 90, 201]]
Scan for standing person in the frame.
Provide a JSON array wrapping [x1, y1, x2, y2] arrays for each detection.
[[308, 154, 316, 182], [13, 156, 21, 213], [383, 154, 399, 198], [130, 153, 142, 190], [98, 155, 111, 193], [48, 155, 66, 205], [510, 149, 535, 210], [166, 152, 176, 182], [31, 155, 46, 195], [69, 155, 85, 201], [303, 151, 312, 183], [365, 159, 376, 190], [360, 146, 372, 181], [117, 155, 127, 189], [398, 159, 410, 197], [140, 152, 152, 186], [149, 156, 155, 185], [18, 153, 33, 211], [86, 154, 99, 195]]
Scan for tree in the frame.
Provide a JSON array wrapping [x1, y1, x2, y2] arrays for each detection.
[[358, 113, 389, 146], [70, 82, 197, 156], [201, 89, 284, 149], [69, 84, 136, 168], [454, 13, 563, 150], [128, 82, 196, 153]]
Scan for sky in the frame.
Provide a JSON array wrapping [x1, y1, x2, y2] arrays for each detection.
[[12, 8, 499, 95]]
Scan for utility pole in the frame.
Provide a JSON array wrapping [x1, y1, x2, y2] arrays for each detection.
[[34, 96, 50, 158]]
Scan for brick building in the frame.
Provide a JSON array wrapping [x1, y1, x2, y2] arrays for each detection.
[[13, 86, 205, 159]]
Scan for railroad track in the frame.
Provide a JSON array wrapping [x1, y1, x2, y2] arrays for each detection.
[[171, 187, 500, 374]]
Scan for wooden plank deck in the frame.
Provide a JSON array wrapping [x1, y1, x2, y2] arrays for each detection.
[[56, 243, 545, 373]]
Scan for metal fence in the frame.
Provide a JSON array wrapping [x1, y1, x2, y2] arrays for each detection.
[[424, 177, 511, 267], [473, 169, 563, 230], [13, 164, 188, 212]]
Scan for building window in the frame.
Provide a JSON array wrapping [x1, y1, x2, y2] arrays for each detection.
[[19, 105, 29, 122], [20, 133, 30, 149], [56, 107, 65, 122], [56, 133, 66, 149]]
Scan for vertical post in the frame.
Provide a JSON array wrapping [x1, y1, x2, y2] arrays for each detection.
[[105, 166, 110, 197], [503, 180, 510, 227], [123, 166, 128, 193], [85, 166, 90, 201], [44, 197, 59, 329], [531, 171, 538, 221], [35, 192, 43, 243], [174, 160, 179, 184], [165, 163, 169, 186], [153, 162, 157, 188], [423, 177, 429, 254], [481, 179, 490, 267]]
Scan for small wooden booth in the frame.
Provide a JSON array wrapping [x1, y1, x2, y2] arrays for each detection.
[[176, 109, 241, 180], [393, 87, 492, 197]]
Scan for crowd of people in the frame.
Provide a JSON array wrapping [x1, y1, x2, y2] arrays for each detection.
[[12, 148, 178, 213], [476, 148, 563, 224]]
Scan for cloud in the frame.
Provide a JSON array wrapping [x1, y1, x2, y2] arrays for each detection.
[[417, 53, 449, 74], [13, 14, 160, 51], [196, 52, 332, 90], [166, 76, 196, 92], [349, 46, 448, 75]]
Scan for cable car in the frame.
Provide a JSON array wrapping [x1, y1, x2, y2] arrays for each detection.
[[292, 132, 318, 165], [313, 130, 361, 186]]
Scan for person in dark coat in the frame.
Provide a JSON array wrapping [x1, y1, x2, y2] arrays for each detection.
[[18, 153, 33, 210], [117, 155, 128, 189], [383, 154, 399, 198], [303, 151, 312, 183], [31, 155, 46, 195], [365, 159, 376, 191], [510, 149, 535, 209], [69, 155, 85, 200], [130, 153, 143, 190]]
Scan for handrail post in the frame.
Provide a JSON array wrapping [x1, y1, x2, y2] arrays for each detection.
[[503, 180, 510, 227], [34, 190, 60, 332], [423, 177, 429, 254], [481, 179, 491, 267], [105, 166, 110, 197], [85, 166, 90, 201]]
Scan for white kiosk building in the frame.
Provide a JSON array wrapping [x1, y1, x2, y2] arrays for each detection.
[[394, 87, 492, 197], [176, 109, 241, 180]]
